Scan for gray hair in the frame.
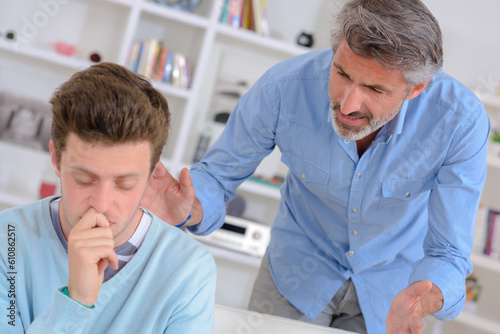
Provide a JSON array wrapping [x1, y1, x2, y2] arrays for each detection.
[[330, 0, 443, 85]]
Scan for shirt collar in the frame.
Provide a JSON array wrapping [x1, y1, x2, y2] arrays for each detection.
[[390, 100, 408, 136]]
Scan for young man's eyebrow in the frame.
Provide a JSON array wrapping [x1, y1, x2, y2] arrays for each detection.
[[69, 166, 142, 179]]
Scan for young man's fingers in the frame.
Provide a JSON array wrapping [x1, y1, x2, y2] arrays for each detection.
[[72, 208, 111, 232]]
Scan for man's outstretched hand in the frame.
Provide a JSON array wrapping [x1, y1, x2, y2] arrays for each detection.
[[386, 280, 443, 334], [141, 162, 199, 226]]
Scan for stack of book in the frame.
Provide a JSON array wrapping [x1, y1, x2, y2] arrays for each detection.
[[125, 38, 191, 89], [219, 0, 269, 36], [474, 206, 500, 260]]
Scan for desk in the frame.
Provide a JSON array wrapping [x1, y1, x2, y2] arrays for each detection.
[[215, 304, 358, 334]]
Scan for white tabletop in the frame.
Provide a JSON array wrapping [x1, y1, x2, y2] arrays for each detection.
[[215, 304, 358, 334]]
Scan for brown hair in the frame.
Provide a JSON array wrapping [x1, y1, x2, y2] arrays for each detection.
[[50, 62, 170, 173], [331, 0, 443, 85]]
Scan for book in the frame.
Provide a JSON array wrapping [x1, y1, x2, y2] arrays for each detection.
[[473, 205, 488, 255], [490, 210, 500, 258], [485, 209, 499, 257], [126, 40, 142, 73], [155, 46, 169, 82], [162, 51, 174, 84], [171, 52, 181, 87], [259, 0, 269, 36], [240, 0, 251, 30], [136, 38, 156, 77], [220, 0, 230, 24], [144, 38, 160, 79], [184, 55, 191, 88], [230, 0, 244, 28], [248, 0, 255, 31], [252, 0, 262, 34]]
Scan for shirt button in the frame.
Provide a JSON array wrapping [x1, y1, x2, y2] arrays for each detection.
[[356, 173, 361, 178], [351, 208, 357, 213], [348, 251, 354, 256], [300, 174, 306, 179], [405, 192, 411, 198], [352, 231, 358, 236]]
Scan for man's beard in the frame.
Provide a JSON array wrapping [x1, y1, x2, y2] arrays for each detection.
[[329, 96, 406, 141]]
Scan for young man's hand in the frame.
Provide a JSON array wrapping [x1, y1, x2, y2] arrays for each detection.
[[140, 162, 201, 226], [386, 280, 443, 334], [67, 208, 119, 307]]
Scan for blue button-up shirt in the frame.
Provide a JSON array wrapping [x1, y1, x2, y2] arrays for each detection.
[[189, 49, 489, 333]]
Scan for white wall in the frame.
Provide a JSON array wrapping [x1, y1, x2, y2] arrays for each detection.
[[422, 0, 500, 93], [273, 0, 500, 93]]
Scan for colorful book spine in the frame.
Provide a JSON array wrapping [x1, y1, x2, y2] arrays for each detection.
[[473, 205, 488, 255], [248, 0, 255, 32], [230, 0, 244, 28], [125, 39, 191, 88], [259, 0, 269, 36], [155, 46, 169, 82], [145, 39, 160, 79], [126, 40, 142, 73], [220, 0, 230, 24], [490, 211, 500, 258], [162, 51, 174, 84], [240, 0, 251, 30], [252, 0, 262, 34]]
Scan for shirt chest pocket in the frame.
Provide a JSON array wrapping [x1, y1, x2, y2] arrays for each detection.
[[378, 178, 434, 210], [281, 150, 330, 193]]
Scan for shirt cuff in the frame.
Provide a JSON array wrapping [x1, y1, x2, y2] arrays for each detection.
[[409, 258, 469, 320], [61, 286, 95, 309], [188, 169, 227, 235]]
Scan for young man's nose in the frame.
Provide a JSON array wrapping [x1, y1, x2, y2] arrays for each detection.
[[89, 185, 113, 214]]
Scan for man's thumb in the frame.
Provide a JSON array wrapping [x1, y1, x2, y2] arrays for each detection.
[[408, 280, 433, 299]]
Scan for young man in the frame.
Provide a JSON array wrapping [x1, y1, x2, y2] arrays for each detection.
[[0, 63, 216, 333], [141, 0, 489, 333]]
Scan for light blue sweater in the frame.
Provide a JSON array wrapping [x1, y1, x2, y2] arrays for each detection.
[[0, 197, 216, 333]]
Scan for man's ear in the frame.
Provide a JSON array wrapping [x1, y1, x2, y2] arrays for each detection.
[[49, 140, 61, 178], [406, 79, 431, 100]]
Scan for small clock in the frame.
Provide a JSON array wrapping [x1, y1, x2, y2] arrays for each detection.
[[154, 0, 202, 13]]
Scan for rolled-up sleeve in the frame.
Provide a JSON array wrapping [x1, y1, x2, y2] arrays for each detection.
[[189, 72, 280, 235], [409, 104, 490, 320]]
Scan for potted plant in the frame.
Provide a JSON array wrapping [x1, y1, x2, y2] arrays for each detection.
[[490, 131, 500, 156]]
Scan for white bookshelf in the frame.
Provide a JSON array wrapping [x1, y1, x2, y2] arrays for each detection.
[[0, 0, 335, 214]]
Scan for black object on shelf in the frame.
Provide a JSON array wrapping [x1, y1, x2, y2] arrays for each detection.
[[297, 31, 314, 48], [6, 31, 15, 40]]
